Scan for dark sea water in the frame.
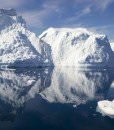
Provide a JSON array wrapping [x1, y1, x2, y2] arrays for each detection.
[[0, 67, 114, 130]]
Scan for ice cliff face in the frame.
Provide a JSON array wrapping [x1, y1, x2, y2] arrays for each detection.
[[0, 9, 53, 67], [39, 28, 114, 67]]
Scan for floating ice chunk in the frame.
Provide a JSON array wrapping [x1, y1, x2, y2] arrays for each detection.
[[73, 105, 77, 108], [97, 100, 114, 118]]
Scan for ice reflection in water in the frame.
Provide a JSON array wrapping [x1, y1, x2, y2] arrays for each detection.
[[0, 67, 112, 109], [40, 68, 111, 105], [0, 68, 53, 108], [0, 67, 113, 128]]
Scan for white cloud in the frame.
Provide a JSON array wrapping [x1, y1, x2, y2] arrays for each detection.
[[94, 0, 113, 11], [74, 0, 113, 11], [20, 0, 62, 28], [78, 6, 92, 18], [0, 0, 113, 34], [63, 6, 91, 26], [0, 0, 63, 29], [63, 0, 113, 28], [87, 24, 114, 41], [20, 10, 44, 28], [0, 0, 26, 8]]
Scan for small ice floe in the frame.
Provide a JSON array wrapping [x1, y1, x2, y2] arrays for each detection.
[[73, 105, 77, 108], [96, 100, 114, 118]]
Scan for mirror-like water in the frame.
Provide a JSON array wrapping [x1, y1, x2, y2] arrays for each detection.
[[0, 67, 114, 130]]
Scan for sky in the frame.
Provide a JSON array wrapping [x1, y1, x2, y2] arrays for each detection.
[[0, 0, 114, 41]]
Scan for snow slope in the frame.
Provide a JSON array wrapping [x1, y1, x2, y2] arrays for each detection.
[[39, 27, 114, 67], [0, 9, 53, 67]]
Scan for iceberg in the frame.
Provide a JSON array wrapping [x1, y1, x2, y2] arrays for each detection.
[[0, 9, 53, 67], [0, 8, 113, 67], [39, 28, 114, 67]]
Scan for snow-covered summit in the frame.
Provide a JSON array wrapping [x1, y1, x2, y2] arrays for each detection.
[[0, 8, 26, 31], [40, 27, 114, 67]]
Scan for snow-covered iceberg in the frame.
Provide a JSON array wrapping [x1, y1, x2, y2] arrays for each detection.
[[0, 9, 53, 67], [97, 100, 114, 118], [39, 28, 114, 67]]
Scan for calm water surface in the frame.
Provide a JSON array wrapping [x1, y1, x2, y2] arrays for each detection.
[[0, 67, 114, 130]]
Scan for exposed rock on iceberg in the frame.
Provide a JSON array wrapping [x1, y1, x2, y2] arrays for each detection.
[[97, 100, 114, 118], [39, 28, 114, 67], [0, 9, 52, 67]]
